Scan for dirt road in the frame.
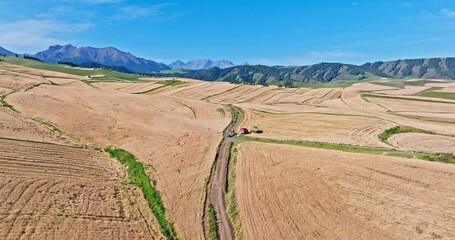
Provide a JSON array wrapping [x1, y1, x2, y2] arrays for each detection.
[[208, 106, 242, 240]]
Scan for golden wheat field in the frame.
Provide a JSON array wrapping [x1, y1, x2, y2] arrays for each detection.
[[1, 61, 454, 240]]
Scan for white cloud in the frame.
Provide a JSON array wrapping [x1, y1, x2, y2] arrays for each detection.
[[75, 0, 123, 3], [0, 19, 91, 52], [113, 3, 188, 22], [442, 8, 455, 18]]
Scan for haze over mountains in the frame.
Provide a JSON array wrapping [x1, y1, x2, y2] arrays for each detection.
[[168, 59, 235, 70]]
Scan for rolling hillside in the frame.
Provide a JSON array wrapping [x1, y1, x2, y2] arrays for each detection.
[[363, 58, 455, 79], [153, 57, 455, 84], [151, 63, 386, 84]]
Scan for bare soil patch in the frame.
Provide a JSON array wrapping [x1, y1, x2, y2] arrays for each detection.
[[240, 109, 392, 147]]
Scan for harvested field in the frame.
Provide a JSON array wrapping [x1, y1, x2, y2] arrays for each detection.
[[366, 96, 455, 112], [393, 111, 455, 123], [340, 91, 387, 112], [345, 82, 398, 92], [374, 85, 432, 95], [240, 109, 392, 147], [0, 69, 46, 91], [204, 85, 265, 103], [424, 81, 455, 88], [389, 133, 455, 154], [2, 60, 455, 240], [0, 138, 162, 239], [435, 86, 455, 93], [236, 142, 455, 240], [92, 82, 163, 94], [0, 63, 83, 79], [381, 113, 455, 136], [172, 82, 238, 100], [242, 88, 295, 104], [262, 88, 309, 103], [6, 75, 230, 239], [0, 108, 60, 143], [262, 88, 337, 105]]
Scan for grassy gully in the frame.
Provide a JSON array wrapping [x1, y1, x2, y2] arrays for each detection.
[[105, 147, 178, 240]]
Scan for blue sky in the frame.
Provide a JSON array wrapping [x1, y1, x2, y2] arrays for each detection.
[[0, 0, 454, 65]]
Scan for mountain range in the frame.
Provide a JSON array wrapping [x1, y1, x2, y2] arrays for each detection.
[[0, 45, 454, 83], [33, 44, 170, 73], [0, 47, 15, 56], [168, 59, 235, 70], [153, 58, 455, 84]]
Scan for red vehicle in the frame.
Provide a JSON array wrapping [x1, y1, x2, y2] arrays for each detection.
[[239, 128, 249, 134]]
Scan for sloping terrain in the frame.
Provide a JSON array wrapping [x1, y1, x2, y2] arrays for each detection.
[[236, 142, 455, 240], [1, 59, 455, 240], [0, 138, 163, 239], [1, 62, 229, 239]]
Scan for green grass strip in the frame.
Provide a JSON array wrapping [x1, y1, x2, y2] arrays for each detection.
[[156, 80, 185, 86], [32, 118, 63, 136], [417, 91, 455, 100], [237, 136, 455, 164], [0, 96, 20, 113], [378, 125, 434, 142], [225, 144, 244, 239], [105, 147, 178, 240], [208, 204, 218, 240]]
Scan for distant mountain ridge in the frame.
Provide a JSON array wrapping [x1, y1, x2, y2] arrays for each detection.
[[34, 44, 170, 73], [3, 44, 454, 84], [168, 59, 235, 70], [152, 57, 455, 84], [362, 58, 455, 79], [0, 46, 16, 56]]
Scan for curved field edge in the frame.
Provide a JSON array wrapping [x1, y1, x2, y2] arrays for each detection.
[[105, 147, 178, 240], [378, 125, 434, 142], [225, 143, 244, 239], [377, 125, 455, 162], [237, 136, 455, 164], [0, 95, 20, 113]]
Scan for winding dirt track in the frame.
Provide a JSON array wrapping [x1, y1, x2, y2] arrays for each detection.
[[208, 107, 242, 240]]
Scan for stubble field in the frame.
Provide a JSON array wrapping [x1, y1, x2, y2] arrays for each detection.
[[1, 60, 455, 239]]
